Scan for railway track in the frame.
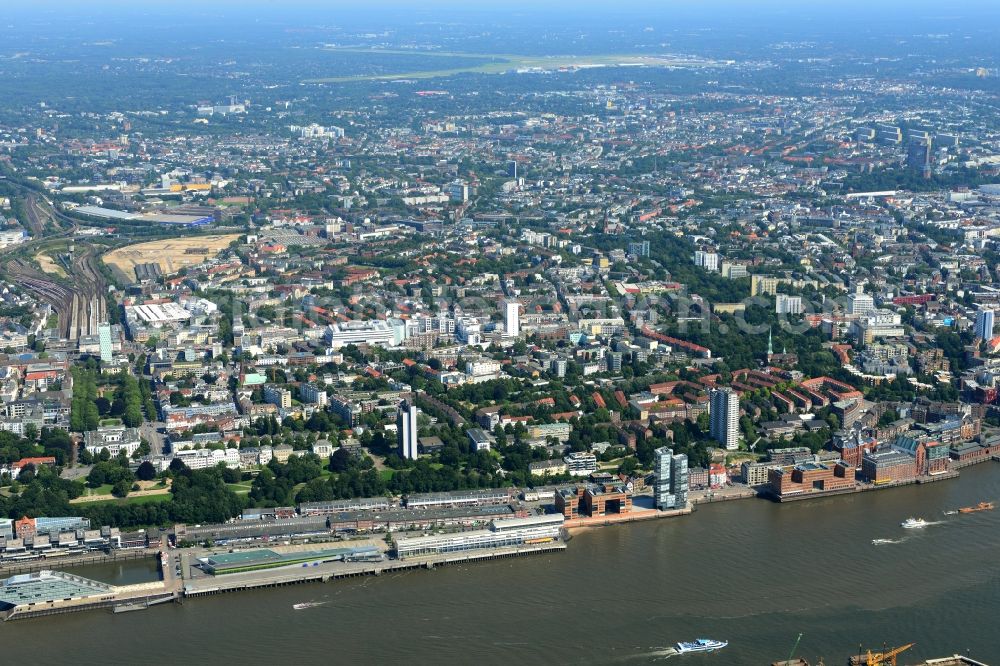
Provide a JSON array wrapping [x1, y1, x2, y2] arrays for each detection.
[[6, 243, 107, 340], [2, 185, 109, 339]]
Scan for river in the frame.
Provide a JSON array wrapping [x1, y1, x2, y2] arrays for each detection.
[[6, 464, 1000, 665]]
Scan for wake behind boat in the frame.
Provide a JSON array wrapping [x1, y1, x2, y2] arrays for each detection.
[[872, 538, 903, 545], [901, 517, 928, 529], [293, 601, 327, 610], [676, 639, 727, 654]]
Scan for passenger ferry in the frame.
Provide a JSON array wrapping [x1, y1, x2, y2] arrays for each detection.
[[901, 517, 928, 529], [676, 639, 728, 654]]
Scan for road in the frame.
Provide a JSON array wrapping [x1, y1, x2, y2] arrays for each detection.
[[140, 421, 168, 455]]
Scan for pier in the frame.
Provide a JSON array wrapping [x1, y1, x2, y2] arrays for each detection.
[[0, 540, 565, 620], [182, 541, 566, 598]]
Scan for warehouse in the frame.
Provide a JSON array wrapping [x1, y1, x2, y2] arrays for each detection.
[[198, 546, 382, 575], [393, 514, 563, 559]]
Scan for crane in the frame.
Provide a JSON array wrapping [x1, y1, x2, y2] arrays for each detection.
[[787, 633, 803, 664], [866, 643, 914, 666]]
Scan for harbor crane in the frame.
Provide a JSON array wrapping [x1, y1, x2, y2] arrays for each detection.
[[866, 643, 914, 666]]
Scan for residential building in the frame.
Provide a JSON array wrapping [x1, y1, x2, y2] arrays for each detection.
[[693, 250, 719, 272], [263, 386, 292, 409], [299, 383, 328, 407], [742, 461, 776, 486], [563, 451, 598, 477], [653, 446, 689, 510], [710, 388, 740, 450], [975, 308, 995, 340], [775, 294, 803, 315], [628, 240, 650, 257], [397, 399, 419, 460], [505, 300, 521, 338], [751, 274, 779, 296], [466, 428, 493, 452]]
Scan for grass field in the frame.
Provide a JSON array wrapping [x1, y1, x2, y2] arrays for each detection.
[[72, 479, 173, 504], [75, 493, 173, 506], [227, 481, 253, 495], [102, 234, 240, 281], [123, 493, 172, 505]]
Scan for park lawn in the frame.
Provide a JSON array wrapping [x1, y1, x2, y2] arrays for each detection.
[[83, 484, 114, 496], [227, 482, 253, 495], [379, 469, 398, 482], [79, 493, 173, 506], [124, 493, 173, 505]]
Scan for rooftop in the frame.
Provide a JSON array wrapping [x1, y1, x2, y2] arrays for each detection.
[[0, 570, 113, 608]]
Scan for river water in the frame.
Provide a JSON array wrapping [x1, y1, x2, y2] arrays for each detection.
[[6, 464, 1000, 665]]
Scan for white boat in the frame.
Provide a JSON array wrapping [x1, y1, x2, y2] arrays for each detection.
[[676, 639, 728, 654], [872, 538, 901, 545], [292, 602, 327, 610], [901, 517, 928, 529]]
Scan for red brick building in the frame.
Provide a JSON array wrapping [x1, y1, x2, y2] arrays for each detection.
[[768, 462, 856, 497]]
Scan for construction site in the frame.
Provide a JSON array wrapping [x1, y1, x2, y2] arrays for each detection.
[[102, 234, 240, 283]]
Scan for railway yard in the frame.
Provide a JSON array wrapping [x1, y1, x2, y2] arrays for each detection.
[[3, 192, 109, 340]]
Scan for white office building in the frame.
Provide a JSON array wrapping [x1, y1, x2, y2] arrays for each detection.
[[323, 319, 405, 349], [710, 388, 740, 451], [83, 427, 142, 458], [847, 291, 875, 315]]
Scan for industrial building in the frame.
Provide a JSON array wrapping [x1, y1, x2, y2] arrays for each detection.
[[404, 488, 516, 510]]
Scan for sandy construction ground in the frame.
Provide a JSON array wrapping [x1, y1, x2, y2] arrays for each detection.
[[35, 251, 67, 277], [103, 234, 240, 279]]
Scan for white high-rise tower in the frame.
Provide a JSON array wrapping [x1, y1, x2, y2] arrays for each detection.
[[397, 400, 419, 460], [710, 388, 740, 451], [505, 300, 521, 338]]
